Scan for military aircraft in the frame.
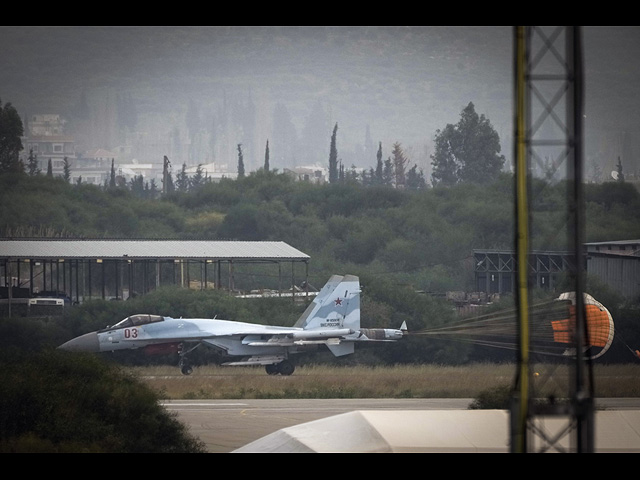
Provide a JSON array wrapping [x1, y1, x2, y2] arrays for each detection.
[[59, 274, 407, 375]]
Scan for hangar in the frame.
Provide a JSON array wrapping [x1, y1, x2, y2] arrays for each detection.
[[0, 239, 311, 313], [474, 240, 640, 301]]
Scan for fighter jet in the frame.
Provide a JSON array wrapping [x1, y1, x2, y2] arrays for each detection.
[[59, 275, 407, 375]]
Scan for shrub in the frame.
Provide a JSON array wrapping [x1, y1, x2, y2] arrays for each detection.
[[0, 349, 206, 453]]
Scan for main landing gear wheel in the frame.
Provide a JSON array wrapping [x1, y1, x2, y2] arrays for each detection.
[[264, 360, 295, 376], [179, 358, 193, 375], [178, 343, 200, 375], [277, 359, 295, 376]]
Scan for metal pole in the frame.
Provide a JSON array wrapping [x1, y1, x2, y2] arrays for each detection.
[[512, 25, 531, 453], [29, 259, 34, 296], [75, 259, 79, 303], [567, 25, 594, 453]]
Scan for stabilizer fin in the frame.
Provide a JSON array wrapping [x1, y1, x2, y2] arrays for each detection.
[[294, 275, 360, 332], [295, 275, 360, 331], [293, 275, 344, 328], [327, 342, 354, 357]]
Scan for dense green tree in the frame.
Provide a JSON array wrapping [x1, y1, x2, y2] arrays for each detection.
[[406, 164, 427, 190], [0, 99, 24, 174], [360, 168, 371, 186], [27, 149, 39, 176], [162, 155, 174, 194], [109, 159, 116, 189], [190, 164, 205, 191], [175, 163, 189, 192], [344, 164, 359, 184], [616, 156, 625, 182], [129, 174, 145, 197], [237, 144, 245, 178], [62, 157, 71, 182], [374, 142, 383, 185], [585, 180, 639, 211], [430, 124, 457, 186], [391, 142, 408, 188], [218, 203, 260, 240], [148, 179, 159, 199], [382, 157, 394, 186], [328, 123, 338, 183], [431, 102, 505, 186]]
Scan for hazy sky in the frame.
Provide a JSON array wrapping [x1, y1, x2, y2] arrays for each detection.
[[1, 26, 638, 175]]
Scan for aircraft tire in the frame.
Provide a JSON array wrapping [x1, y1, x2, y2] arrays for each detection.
[[265, 364, 279, 375], [277, 360, 295, 376], [181, 364, 193, 375]]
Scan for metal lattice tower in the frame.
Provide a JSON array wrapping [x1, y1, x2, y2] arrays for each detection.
[[511, 26, 594, 453]]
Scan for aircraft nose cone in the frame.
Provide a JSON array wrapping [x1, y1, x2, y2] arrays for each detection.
[[58, 332, 100, 352]]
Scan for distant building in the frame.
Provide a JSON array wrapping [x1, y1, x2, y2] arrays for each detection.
[[71, 148, 119, 185], [27, 114, 66, 136], [21, 114, 77, 177], [82, 148, 118, 165], [24, 135, 77, 172], [184, 162, 237, 182], [118, 161, 154, 183], [585, 240, 640, 301], [585, 240, 640, 256], [284, 165, 327, 184]]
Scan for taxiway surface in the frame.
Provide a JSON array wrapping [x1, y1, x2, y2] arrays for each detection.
[[162, 398, 640, 453]]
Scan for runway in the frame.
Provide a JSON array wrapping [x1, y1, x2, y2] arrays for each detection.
[[162, 398, 640, 453]]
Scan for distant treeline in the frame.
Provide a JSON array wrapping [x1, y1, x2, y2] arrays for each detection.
[[2, 166, 640, 292]]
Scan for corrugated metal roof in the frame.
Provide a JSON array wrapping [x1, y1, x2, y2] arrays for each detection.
[[584, 240, 640, 246], [0, 239, 310, 261]]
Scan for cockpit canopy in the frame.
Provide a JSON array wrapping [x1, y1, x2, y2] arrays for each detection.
[[111, 314, 164, 329]]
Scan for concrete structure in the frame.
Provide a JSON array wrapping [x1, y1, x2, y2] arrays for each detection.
[[234, 409, 640, 453]]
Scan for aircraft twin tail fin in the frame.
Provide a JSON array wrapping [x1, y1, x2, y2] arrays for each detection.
[[294, 275, 361, 333]]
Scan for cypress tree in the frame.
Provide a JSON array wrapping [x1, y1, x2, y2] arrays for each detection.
[[109, 159, 116, 188], [27, 149, 40, 175], [328, 123, 338, 183], [63, 156, 71, 183], [237, 144, 245, 178], [176, 163, 189, 192], [375, 142, 383, 185]]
